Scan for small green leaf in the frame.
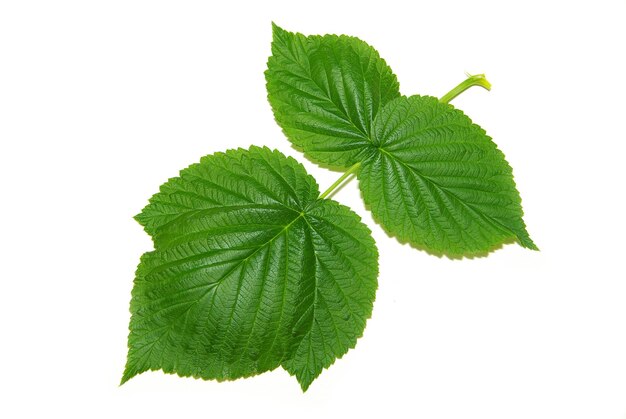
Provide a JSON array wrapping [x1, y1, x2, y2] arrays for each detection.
[[266, 23, 400, 169], [123, 147, 378, 391], [359, 95, 536, 256]]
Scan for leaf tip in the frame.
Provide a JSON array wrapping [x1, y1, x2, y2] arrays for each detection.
[[271, 21, 286, 37], [119, 368, 135, 386], [297, 376, 314, 393], [514, 227, 539, 251], [133, 212, 145, 227], [520, 237, 540, 251]]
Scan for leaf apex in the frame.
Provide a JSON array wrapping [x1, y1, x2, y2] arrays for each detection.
[[271, 22, 288, 38], [133, 211, 145, 227], [519, 235, 540, 251], [298, 378, 312, 393], [119, 366, 136, 386]]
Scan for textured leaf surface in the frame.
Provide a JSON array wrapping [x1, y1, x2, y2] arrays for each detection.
[[359, 95, 536, 256], [123, 147, 378, 391], [266, 24, 400, 169]]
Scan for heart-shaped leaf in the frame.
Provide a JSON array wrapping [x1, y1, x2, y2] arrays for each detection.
[[123, 147, 378, 391]]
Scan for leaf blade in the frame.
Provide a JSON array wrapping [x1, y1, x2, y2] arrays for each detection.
[[124, 147, 378, 390], [266, 24, 400, 169], [360, 95, 536, 256]]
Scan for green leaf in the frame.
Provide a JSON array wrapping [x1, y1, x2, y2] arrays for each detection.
[[359, 95, 536, 256], [265, 23, 400, 169], [123, 146, 378, 391]]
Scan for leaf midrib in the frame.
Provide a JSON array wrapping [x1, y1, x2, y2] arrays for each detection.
[[209, 209, 305, 292]]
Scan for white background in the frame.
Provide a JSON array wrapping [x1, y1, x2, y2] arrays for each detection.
[[1, 1, 625, 418]]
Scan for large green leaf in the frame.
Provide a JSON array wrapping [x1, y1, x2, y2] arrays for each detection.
[[359, 95, 537, 256], [123, 146, 378, 391], [265, 23, 400, 169]]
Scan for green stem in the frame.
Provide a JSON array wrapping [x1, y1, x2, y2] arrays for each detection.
[[439, 73, 492, 104], [318, 162, 361, 200]]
